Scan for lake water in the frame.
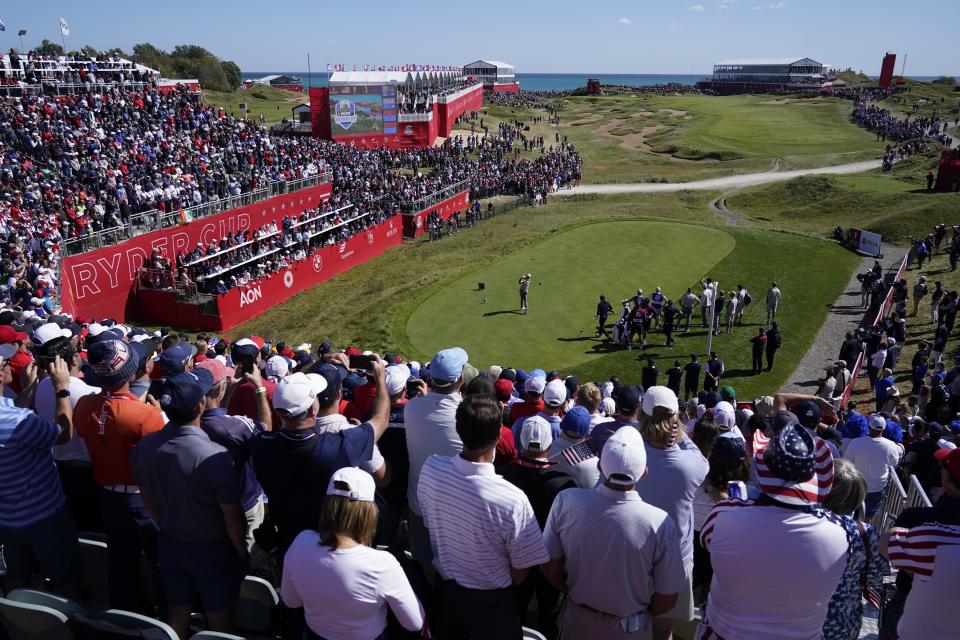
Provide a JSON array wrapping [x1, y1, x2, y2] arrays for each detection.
[[241, 71, 946, 91]]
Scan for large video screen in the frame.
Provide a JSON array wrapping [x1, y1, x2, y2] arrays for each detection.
[[330, 85, 397, 137]]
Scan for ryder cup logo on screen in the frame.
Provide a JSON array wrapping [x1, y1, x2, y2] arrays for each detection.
[[334, 99, 358, 130]]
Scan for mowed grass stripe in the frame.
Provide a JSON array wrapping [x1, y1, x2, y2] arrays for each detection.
[[405, 221, 735, 371]]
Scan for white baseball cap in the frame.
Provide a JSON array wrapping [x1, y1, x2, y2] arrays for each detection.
[[326, 467, 375, 502], [265, 355, 289, 379], [385, 363, 411, 396], [641, 385, 679, 416], [520, 415, 553, 453], [543, 379, 566, 407], [601, 426, 647, 486], [32, 322, 72, 346], [868, 414, 886, 432], [86, 322, 108, 337], [273, 372, 327, 415], [713, 401, 737, 430], [525, 376, 546, 395]]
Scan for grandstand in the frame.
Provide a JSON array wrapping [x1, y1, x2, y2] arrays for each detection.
[[699, 57, 841, 92], [464, 59, 520, 92], [0, 50, 159, 94]]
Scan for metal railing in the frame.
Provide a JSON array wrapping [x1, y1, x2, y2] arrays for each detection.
[[399, 179, 469, 214], [906, 474, 933, 509], [398, 112, 433, 122], [872, 466, 907, 534], [62, 172, 332, 256]]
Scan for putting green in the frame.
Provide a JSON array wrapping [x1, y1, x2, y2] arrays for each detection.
[[406, 221, 735, 370]]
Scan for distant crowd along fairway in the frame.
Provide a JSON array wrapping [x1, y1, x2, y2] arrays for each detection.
[[475, 94, 886, 184]]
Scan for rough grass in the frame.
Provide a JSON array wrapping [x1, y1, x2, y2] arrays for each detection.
[[202, 86, 307, 124], [727, 155, 955, 244], [479, 94, 887, 184]]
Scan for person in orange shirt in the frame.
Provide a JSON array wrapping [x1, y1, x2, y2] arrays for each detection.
[[75, 339, 165, 614]]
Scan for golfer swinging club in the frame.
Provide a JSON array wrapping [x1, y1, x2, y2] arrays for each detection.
[[519, 273, 532, 314]]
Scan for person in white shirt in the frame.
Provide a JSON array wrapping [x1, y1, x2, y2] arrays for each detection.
[[418, 394, 549, 638], [843, 414, 903, 520], [404, 347, 466, 566], [543, 426, 686, 639], [766, 282, 782, 324], [280, 467, 425, 640], [31, 327, 101, 532], [697, 422, 848, 640]]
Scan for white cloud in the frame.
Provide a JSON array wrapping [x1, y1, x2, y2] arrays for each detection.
[[753, 4, 764, 9], [768, 1, 785, 8], [690, 4, 706, 11], [667, 20, 682, 31], [617, 17, 632, 26], [718, 4, 732, 10]]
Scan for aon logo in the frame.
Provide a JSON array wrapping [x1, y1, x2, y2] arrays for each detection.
[[239, 286, 263, 307]]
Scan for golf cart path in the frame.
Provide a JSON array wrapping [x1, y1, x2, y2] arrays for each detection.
[[780, 243, 908, 395], [558, 159, 882, 194]]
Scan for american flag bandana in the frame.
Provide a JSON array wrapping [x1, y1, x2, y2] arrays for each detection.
[[752, 425, 833, 506]]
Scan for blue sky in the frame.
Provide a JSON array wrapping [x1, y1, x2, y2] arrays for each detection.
[[2, 0, 957, 75]]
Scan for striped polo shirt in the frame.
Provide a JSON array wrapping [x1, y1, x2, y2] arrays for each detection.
[[417, 453, 549, 589], [543, 483, 686, 618], [0, 397, 65, 528]]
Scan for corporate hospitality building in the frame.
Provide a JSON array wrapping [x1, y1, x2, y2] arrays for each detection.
[[463, 60, 519, 92], [699, 57, 837, 92]]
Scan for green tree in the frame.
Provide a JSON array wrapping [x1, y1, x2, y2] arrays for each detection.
[[932, 76, 957, 85], [220, 61, 242, 90], [36, 39, 64, 56], [80, 45, 98, 58]]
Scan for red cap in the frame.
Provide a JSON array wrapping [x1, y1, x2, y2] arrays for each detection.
[[934, 447, 960, 478], [344, 347, 362, 356], [249, 335, 265, 350], [281, 347, 295, 358], [0, 325, 28, 344], [494, 378, 514, 403]]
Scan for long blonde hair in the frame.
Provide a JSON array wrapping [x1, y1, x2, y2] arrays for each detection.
[[318, 494, 379, 549], [638, 406, 679, 448]]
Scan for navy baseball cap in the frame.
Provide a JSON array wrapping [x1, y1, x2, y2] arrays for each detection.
[[794, 400, 821, 429], [560, 406, 591, 438], [614, 385, 642, 414], [314, 363, 346, 404], [159, 368, 214, 412], [158, 343, 198, 375]]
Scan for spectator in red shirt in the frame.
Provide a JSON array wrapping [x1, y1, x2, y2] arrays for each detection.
[[226, 339, 277, 424], [509, 375, 546, 425], [0, 324, 33, 393]]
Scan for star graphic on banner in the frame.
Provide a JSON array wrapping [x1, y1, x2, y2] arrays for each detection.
[[281, 202, 286, 210], [271, 206, 276, 213]]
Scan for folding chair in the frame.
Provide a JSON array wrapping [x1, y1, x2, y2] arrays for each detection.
[[0, 595, 73, 640], [96, 609, 178, 640], [77, 537, 109, 605], [522, 627, 548, 640], [5, 589, 86, 619], [235, 575, 279, 633], [189, 632, 246, 639]]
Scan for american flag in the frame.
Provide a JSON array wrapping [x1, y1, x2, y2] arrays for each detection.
[[752, 427, 833, 506], [556, 440, 596, 467], [887, 523, 960, 578]]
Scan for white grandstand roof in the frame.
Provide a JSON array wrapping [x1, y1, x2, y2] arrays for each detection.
[[464, 60, 515, 70], [715, 57, 820, 66], [329, 71, 411, 86]]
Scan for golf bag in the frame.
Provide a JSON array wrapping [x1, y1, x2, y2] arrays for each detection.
[[612, 320, 630, 347]]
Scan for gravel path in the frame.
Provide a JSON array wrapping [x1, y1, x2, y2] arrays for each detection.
[[780, 244, 907, 393], [556, 159, 881, 195]]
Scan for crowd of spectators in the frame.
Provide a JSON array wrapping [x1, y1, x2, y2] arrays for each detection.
[[0, 297, 957, 639], [0, 49, 157, 87], [853, 98, 955, 145]]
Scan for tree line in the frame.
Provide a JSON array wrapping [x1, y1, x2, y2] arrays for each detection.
[[31, 39, 241, 92]]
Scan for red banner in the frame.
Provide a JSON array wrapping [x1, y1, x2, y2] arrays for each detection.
[[134, 215, 404, 332], [61, 183, 333, 321], [401, 190, 471, 238]]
